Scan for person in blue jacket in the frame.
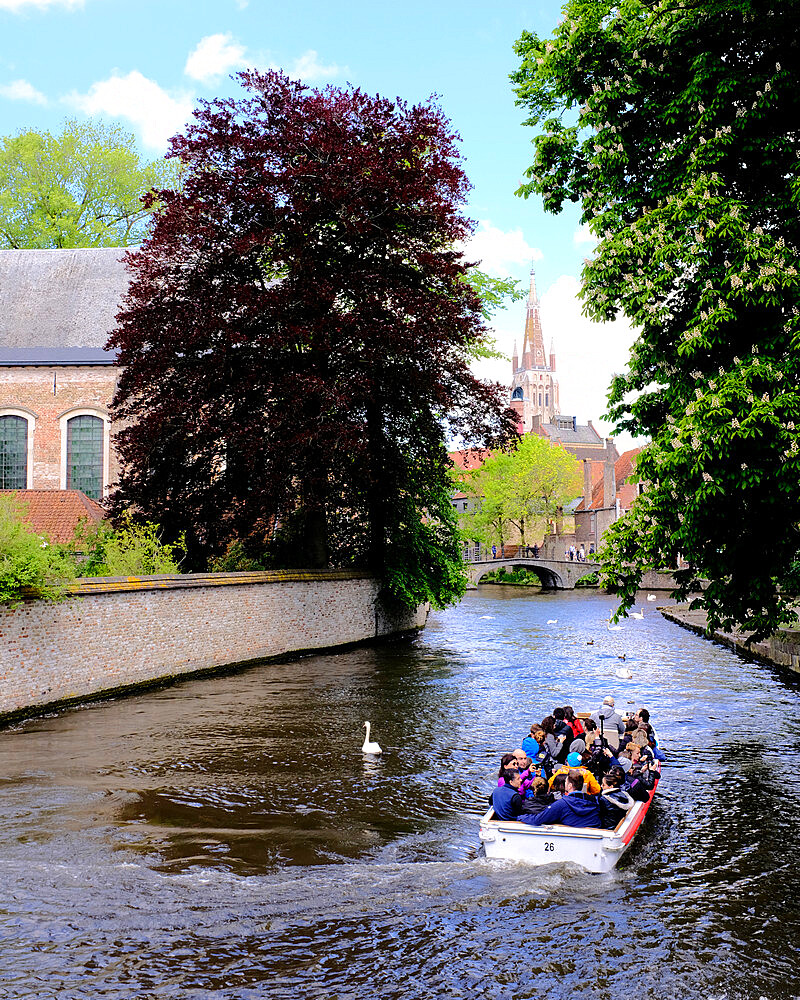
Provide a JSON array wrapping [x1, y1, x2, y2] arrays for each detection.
[[491, 768, 526, 820], [519, 769, 601, 828]]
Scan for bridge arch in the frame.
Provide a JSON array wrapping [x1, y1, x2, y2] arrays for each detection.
[[466, 557, 599, 590], [470, 559, 564, 589]]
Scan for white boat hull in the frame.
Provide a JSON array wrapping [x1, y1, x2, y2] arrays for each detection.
[[479, 776, 659, 874]]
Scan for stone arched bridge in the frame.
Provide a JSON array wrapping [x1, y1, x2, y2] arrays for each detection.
[[466, 557, 600, 590]]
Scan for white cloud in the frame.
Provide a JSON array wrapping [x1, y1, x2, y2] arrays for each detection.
[[0, 0, 82, 10], [463, 220, 543, 278], [67, 71, 194, 150], [0, 78, 47, 104], [285, 49, 345, 82], [540, 274, 639, 443], [573, 222, 596, 246], [185, 33, 246, 84]]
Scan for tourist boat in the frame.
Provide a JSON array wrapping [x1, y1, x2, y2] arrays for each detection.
[[478, 762, 660, 874]]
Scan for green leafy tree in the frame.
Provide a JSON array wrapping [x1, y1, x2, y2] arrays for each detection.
[[458, 451, 515, 552], [513, 1, 800, 638], [463, 269, 523, 360], [72, 513, 185, 577], [0, 119, 175, 249], [458, 436, 582, 548], [0, 496, 76, 606]]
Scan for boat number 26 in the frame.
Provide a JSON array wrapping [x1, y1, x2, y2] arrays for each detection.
[[543, 842, 555, 852]]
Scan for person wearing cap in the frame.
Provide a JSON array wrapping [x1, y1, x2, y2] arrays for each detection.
[[547, 751, 602, 795], [520, 770, 601, 828]]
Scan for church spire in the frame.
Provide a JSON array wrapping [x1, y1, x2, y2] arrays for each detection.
[[522, 265, 546, 369]]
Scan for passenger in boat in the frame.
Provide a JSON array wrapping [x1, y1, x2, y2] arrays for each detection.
[[497, 753, 518, 785], [497, 752, 537, 792], [519, 776, 554, 815], [548, 751, 602, 795], [618, 720, 638, 754], [549, 772, 567, 798], [622, 757, 657, 802], [648, 733, 667, 762], [552, 708, 574, 746], [514, 754, 539, 797], [563, 706, 585, 740], [590, 696, 626, 747], [520, 770, 602, 828], [521, 725, 541, 759], [491, 768, 526, 820], [540, 716, 569, 762], [598, 768, 635, 829], [581, 718, 598, 748]]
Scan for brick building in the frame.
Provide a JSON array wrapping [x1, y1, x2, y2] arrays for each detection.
[[0, 248, 129, 501], [571, 446, 643, 555]]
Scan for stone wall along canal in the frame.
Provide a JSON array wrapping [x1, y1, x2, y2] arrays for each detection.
[[0, 586, 798, 999]]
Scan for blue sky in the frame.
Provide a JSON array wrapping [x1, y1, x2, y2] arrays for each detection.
[[0, 0, 638, 447]]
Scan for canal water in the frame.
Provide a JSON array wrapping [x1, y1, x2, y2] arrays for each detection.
[[1, 587, 799, 999]]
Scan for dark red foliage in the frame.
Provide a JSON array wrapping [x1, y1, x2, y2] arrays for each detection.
[[110, 70, 516, 571]]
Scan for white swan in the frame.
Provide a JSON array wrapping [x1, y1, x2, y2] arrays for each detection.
[[615, 666, 633, 679], [362, 721, 383, 755], [647, 594, 657, 601], [607, 624, 623, 631], [630, 608, 645, 620], [546, 619, 558, 624]]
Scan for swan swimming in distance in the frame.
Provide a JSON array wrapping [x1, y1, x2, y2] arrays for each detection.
[[615, 665, 633, 679], [362, 721, 383, 755], [547, 619, 558, 625], [647, 594, 657, 601]]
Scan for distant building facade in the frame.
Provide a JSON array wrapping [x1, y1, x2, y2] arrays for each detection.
[[0, 248, 129, 501]]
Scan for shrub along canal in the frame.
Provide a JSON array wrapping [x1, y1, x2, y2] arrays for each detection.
[[0, 586, 798, 998]]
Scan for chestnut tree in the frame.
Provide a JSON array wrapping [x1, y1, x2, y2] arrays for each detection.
[[513, 1, 800, 638]]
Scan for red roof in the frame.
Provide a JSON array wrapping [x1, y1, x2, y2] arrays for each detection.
[[1, 489, 106, 544], [448, 448, 494, 470]]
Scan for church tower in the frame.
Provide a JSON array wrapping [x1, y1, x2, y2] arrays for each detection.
[[509, 268, 560, 432]]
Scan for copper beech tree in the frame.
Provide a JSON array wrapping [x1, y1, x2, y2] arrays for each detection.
[[110, 71, 516, 608]]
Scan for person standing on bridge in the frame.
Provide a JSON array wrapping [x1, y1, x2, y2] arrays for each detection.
[[492, 544, 497, 559], [579, 544, 585, 562]]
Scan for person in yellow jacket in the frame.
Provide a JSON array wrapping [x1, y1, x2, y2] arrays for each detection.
[[548, 752, 601, 795]]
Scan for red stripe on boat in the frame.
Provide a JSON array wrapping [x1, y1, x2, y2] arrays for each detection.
[[621, 775, 659, 846]]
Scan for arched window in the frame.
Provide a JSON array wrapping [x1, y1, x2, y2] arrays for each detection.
[[511, 386, 523, 400], [539, 393, 543, 406], [66, 414, 104, 499], [545, 393, 549, 408], [0, 414, 28, 489]]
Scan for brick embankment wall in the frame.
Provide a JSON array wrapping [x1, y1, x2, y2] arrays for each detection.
[[0, 569, 428, 723], [660, 605, 800, 676]]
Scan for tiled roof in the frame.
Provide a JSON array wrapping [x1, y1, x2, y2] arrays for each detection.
[[1, 489, 106, 543], [448, 448, 493, 470]]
